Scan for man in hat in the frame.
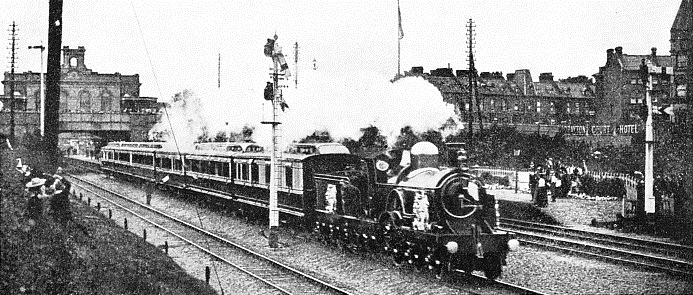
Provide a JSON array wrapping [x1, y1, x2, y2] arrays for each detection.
[[49, 174, 72, 224], [25, 177, 47, 220]]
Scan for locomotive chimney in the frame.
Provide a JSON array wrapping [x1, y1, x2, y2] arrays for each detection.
[[445, 142, 468, 171]]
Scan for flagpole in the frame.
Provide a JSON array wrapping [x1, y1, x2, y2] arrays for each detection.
[[397, 0, 401, 76]]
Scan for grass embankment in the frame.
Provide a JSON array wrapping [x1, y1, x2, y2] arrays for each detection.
[[1, 150, 217, 295]]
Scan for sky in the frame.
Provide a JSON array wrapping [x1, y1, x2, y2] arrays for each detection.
[[0, 0, 683, 145]]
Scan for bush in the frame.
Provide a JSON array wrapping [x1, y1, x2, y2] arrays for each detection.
[[577, 175, 626, 198]]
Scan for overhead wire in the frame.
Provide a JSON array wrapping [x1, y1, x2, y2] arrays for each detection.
[[128, 2, 225, 294]]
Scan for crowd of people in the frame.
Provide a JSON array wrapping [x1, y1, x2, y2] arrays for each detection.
[[528, 158, 587, 207], [15, 158, 72, 225]]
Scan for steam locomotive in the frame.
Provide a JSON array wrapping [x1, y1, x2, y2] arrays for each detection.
[[99, 140, 518, 279]]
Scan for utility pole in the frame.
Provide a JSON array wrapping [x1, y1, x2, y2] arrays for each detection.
[[29, 43, 46, 136], [218, 53, 221, 88], [466, 18, 481, 137], [644, 66, 655, 214], [45, 0, 63, 169], [397, 0, 404, 76], [8, 22, 18, 144], [293, 42, 298, 88]]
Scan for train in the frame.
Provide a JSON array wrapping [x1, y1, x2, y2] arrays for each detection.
[[99, 140, 518, 279]]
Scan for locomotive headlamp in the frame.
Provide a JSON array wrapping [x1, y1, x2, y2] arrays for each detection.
[[508, 239, 520, 251], [445, 241, 458, 254], [376, 160, 390, 172]]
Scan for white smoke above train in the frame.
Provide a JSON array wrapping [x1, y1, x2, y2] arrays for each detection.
[[149, 70, 458, 150]]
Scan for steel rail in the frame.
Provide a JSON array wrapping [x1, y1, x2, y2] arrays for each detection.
[[500, 219, 693, 277], [68, 174, 352, 295]]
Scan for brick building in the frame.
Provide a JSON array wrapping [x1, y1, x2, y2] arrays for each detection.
[[594, 0, 691, 125], [593, 47, 676, 124], [404, 67, 596, 129], [410, 0, 691, 134], [670, 0, 691, 103], [0, 46, 161, 154]]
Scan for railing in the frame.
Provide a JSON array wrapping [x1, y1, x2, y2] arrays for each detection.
[[474, 166, 639, 200]]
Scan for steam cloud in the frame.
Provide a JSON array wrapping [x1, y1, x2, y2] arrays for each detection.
[[149, 70, 457, 150]]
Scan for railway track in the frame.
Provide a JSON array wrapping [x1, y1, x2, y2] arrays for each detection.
[[67, 173, 353, 295], [500, 218, 693, 277], [463, 273, 548, 295], [64, 156, 548, 295]]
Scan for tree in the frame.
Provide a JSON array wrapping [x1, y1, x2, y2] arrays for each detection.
[[393, 126, 420, 150], [299, 130, 333, 143], [241, 125, 254, 141], [213, 130, 228, 142], [358, 125, 387, 149]]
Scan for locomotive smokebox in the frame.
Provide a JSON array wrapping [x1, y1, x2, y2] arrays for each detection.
[[410, 141, 439, 170]]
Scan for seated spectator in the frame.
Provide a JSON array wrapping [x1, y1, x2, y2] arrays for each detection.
[[25, 177, 48, 221]]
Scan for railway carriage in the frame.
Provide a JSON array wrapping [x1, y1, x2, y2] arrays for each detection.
[[99, 140, 517, 279]]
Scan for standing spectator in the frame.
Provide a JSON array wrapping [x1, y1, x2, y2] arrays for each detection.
[[535, 167, 548, 207], [550, 170, 561, 202], [49, 175, 72, 224], [560, 168, 571, 199], [529, 162, 537, 202], [545, 158, 554, 170]]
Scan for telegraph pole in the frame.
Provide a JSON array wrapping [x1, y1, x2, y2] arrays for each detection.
[[29, 43, 46, 136], [644, 68, 654, 214], [218, 53, 221, 88], [8, 22, 18, 144], [45, 0, 63, 169], [293, 42, 298, 88], [466, 19, 481, 137]]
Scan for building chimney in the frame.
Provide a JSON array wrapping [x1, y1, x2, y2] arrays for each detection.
[[606, 49, 615, 65], [615, 46, 623, 57], [539, 72, 554, 82]]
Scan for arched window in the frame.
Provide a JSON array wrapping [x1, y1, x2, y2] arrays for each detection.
[[100, 91, 113, 111], [34, 90, 41, 112], [60, 90, 69, 112], [79, 90, 91, 111], [70, 57, 77, 67]]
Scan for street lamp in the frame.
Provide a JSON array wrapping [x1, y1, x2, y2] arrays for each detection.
[[28, 43, 46, 136]]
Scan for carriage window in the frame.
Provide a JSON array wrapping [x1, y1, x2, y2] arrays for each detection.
[[221, 162, 229, 177], [191, 160, 200, 172], [285, 166, 293, 188], [251, 163, 259, 182], [163, 158, 172, 169], [265, 164, 271, 184], [174, 158, 182, 171], [201, 161, 209, 174], [242, 164, 249, 181]]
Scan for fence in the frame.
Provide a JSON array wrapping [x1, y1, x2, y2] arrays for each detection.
[[474, 166, 639, 199]]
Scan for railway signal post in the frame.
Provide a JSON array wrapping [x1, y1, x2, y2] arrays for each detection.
[[263, 34, 290, 248]]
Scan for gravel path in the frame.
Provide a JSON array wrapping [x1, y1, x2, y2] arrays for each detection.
[[78, 174, 693, 294]]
